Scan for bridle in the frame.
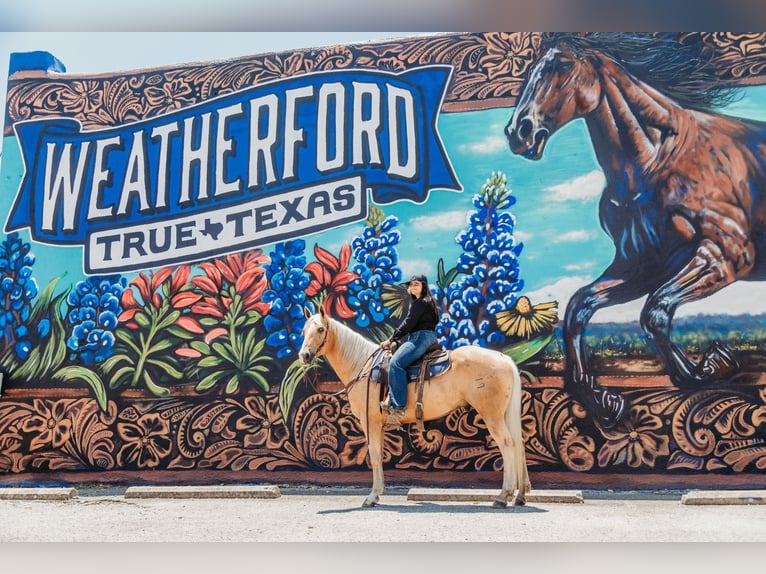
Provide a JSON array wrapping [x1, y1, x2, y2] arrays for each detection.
[[304, 314, 384, 441], [307, 316, 330, 361]]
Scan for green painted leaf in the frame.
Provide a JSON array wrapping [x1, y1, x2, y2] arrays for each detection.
[[146, 358, 184, 379], [190, 341, 211, 353], [115, 329, 141, 353], [134, 311, 151, 328], [196, 372, 224, 391], [225, 374, 240, 394], [148, 338, 177, 352], [279, 360, 310, 425], [212, 341, 236, 363], [244, 369, 270, 392], [199, 356, 223, 368], [107, 365, 135, 389], [501, 333, 554, 365], [52, 366, 108, 411], [157, 309, 181, 330], [142, 372, 170, 397], [165, 325, 196, 339]]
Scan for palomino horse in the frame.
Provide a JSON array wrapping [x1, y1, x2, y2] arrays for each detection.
[[506, 33, 766, 427], [298, 306, 530, 508]]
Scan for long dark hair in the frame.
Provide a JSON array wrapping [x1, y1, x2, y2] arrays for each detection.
[[415, 278, 440, 321]]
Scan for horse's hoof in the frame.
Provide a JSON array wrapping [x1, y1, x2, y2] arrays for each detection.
[[695, 341, 739, 381], [512, 496, 526, 506], [362, 499, 377, 508], [492, 498, 508, 509], [593, 389, 626, 429], [575, 376, 626, 428]]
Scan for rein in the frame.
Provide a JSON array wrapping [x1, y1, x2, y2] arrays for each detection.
[[308, 317, 383, 442], [312, 319, 380, 397]]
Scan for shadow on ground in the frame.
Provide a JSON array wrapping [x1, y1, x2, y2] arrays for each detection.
[[317, 502, 548, 514]]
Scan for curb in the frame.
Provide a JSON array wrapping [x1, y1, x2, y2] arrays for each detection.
[[0, 487, 78, 500], [124, 485, 281, 499], [406, 488, 583, 503], [681, 490, 766, 505]]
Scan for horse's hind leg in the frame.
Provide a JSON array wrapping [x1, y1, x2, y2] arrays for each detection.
[[641, 239, 742, 388], [481, 411, 519, 508]]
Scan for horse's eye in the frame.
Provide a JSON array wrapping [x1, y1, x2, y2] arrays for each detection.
[[558, 60, 574, 72], [318, 327, 325, 333]]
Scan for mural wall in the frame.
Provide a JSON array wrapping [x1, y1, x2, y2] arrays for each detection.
[[1, 32, 766, 487]]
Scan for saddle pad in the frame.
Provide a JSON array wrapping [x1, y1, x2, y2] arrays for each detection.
[[406, 347, 451, 382]]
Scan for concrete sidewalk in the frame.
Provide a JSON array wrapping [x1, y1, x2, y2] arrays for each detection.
[[1, 485, 766, 542], [1, 484, 764, 505]]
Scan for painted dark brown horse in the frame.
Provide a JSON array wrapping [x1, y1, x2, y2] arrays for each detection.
[[505, 33, 766, 427]]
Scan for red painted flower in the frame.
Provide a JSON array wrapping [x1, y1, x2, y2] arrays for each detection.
[[191, 250, 271, 318], [304, 243, 359, 319], [119, 264, 203, 333]]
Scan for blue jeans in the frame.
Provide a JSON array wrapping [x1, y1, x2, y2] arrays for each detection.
[[388, 330, 438, 409]]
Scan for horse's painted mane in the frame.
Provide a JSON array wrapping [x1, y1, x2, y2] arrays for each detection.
[[541, 32, 741, 111]]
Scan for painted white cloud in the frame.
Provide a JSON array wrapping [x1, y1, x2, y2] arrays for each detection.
[[544, 170, 605, 202], [515, 230, 533, 243], [409, 210, 469, 232], [457, 135, 507, 154], [322, 228, 359, 256], [399, 258, 436, 281], [551, 230, 596, 243], [527, 276, 766, 324], [564, 261, 597, 272]]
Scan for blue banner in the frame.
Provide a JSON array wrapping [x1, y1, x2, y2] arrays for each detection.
[[7, 66, 460, 273]]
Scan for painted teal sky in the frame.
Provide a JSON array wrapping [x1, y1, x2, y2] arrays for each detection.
[[2, 33, 766, 320]]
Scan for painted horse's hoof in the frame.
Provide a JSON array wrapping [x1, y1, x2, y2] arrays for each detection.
[[694, 341, 739, 383], [592, 387, 626, 429], [492, 498, 508, 509], [575, 375, 626, 429]]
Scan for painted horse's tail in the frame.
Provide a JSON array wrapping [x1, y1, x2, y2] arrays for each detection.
[[505, 356, 531, 495]]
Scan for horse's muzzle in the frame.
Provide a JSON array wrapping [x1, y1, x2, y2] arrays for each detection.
[[299, 350, 315, 365], [506, 116, 548, 160]]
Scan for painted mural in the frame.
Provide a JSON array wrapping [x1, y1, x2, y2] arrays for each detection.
[[1, 32, 766, 486]]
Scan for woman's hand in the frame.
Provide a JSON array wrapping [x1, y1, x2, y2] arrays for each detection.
[[380, 339, 391, 350]]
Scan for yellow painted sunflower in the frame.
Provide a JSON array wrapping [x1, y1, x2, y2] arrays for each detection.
[[495, 297, 558, 339]]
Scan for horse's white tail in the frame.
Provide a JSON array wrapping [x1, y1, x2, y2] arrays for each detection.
[[506, 357, 531, 495]]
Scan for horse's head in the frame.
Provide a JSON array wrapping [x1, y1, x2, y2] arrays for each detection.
[[506, 44, 602, 160], [299, 306, 330, 365]]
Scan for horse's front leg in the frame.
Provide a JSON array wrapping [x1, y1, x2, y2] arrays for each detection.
[[362, 420, 386, 508], [564, 270, 646, 427], [641, 239, 742, 388]]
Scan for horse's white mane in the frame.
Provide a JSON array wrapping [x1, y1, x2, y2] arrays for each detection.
[[326, 316, 378, 373]]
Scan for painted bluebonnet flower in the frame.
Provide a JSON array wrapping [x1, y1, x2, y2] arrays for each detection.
[[66, 275, 126, 364], [0, 232, 40, 360], [347, 206, 403, 328], [437, 172, 524, 349], [263, 240, 311, 360]]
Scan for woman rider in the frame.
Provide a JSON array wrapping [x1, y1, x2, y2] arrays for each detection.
[[379, 274, 440, 425]]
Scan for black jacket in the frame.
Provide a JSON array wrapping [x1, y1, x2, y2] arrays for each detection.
[[391, 297, 438, 341]]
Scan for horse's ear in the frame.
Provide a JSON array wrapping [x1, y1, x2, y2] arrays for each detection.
[[304, 306, 312, 319], [318, 305, 326, 319]]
